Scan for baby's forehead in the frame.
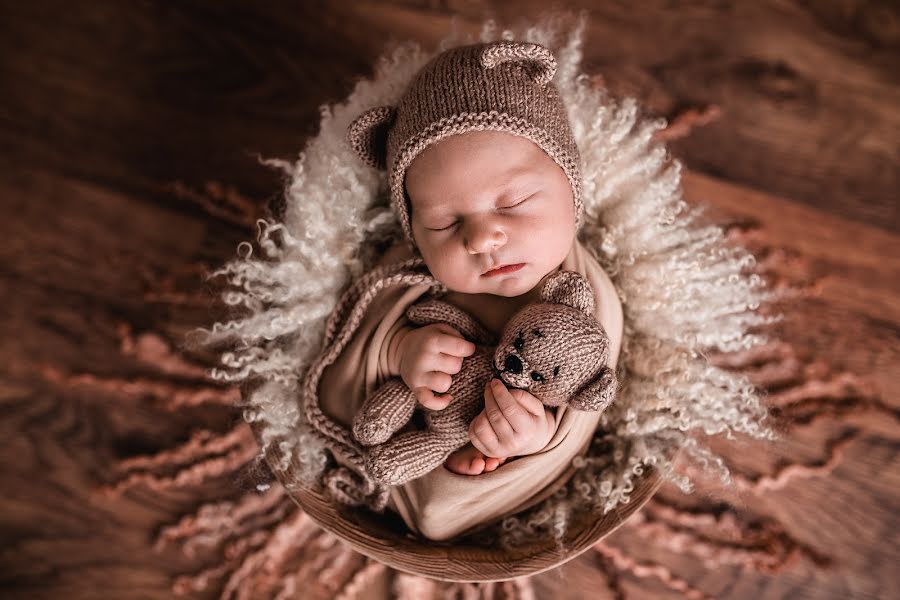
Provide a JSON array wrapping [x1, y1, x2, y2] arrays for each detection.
[[408, 166, 536, 215], [406, 132, 549, 210]]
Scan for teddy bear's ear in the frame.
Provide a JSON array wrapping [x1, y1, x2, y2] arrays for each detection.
[[540, 270, 594, 315], [480, 41, 557, 87], [348, 105, 396, 170], [569, 366, 618, 412]]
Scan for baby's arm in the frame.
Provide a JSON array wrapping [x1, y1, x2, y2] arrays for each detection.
[[388, 323, 476, 410], [468, 379, 555, 459]]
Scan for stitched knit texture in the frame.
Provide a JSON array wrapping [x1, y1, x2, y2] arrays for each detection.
[[304, 258, 445, 510], [348, 41, 583, 247], [349, 270, 615, 489]]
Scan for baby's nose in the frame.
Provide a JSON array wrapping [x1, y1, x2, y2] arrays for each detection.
[[464, 222, 507, 254], [504, 354, 523, 374]]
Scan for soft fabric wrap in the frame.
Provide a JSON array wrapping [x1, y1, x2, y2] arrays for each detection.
[[318, 239, 623, 540]]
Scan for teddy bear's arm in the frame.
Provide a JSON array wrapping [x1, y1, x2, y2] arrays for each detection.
[[352, 378, 417, 446], [366, 427, 470, 486], [406, 298, 495, 345]]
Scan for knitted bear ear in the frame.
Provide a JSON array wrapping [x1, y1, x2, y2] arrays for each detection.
[[347, 105, 396, 170], [540, 270, 594, 315], [569, 365, 618, 412], [480, 41, 557, 87]]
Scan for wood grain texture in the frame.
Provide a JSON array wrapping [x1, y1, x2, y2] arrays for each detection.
[[1, 1, 897, 599], [256, 418, 664, 583], [330, 0, 900, 232]]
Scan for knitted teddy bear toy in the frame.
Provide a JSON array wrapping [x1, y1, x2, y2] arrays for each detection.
[[351, 270, 618, 486]]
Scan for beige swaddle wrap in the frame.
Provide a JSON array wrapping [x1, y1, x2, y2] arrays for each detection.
[[318, 239, 623, 541]]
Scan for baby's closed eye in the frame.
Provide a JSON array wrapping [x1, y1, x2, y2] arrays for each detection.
[[426, 220, 458, 232], [498, 192, 536, 210]]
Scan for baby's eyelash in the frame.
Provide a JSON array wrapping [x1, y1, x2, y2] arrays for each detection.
[[425, 193, 537, 231], [428, 221, 458, 232], [500, 193, 534, 209]]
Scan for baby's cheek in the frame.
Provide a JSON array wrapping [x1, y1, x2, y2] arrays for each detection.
[[426, 251, 478, 292]]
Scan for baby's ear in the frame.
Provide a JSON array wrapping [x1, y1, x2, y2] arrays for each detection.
[[569, 366, 618, 412], [348, 106, 396, 170], [540, 271, 594, 315], [480, 41, 557, 87]]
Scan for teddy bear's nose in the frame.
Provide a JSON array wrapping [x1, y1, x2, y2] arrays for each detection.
[[504, 354, 523, 374]]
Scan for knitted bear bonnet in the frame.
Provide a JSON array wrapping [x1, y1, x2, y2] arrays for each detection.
[[347, 41, 584, 248]]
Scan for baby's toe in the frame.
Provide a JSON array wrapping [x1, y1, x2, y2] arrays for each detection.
[[444, 448, 485, 475], [484, 456, 509, 472]]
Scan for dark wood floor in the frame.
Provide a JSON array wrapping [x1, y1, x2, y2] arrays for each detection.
[[1, 2, 897, 599]]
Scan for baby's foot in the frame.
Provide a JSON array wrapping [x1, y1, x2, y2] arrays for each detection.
[[444, 443, 507, 475]]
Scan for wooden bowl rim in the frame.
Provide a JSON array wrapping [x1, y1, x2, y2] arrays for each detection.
[[258, 422, 663, 582]]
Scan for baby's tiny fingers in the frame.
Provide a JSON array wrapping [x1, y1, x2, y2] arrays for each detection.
[[508, 388, 546, 418], [435, 332, 476, 358], [423, 371, 452, 394], [416, 388, 452, 410], [484, 383, 517, 439], [469, 418, 499, 457], [468, 431, 490, 457], [489, 379, 528, 423], [435, 353, 464, 375]]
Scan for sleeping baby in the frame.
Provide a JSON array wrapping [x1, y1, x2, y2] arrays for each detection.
[[317, 41, 624, 540]]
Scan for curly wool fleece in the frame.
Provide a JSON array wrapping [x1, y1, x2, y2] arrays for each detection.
[[195, 14, 777, 548]]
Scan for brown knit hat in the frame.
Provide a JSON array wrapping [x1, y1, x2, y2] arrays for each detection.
[[348, 41, 582, 248]]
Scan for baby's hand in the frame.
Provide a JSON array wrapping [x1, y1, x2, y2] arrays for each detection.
[[468, 379, 555, 459], [398, 323, 476, 410]]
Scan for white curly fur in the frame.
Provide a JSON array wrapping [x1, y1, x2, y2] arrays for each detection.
[[193, 12, 777, 547]]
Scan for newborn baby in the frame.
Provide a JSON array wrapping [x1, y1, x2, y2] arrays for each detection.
[[394, 128, 579, 475], [317, 41, 622, 539]]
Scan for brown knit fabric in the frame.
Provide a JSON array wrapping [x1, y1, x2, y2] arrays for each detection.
[[347, 41, 582, 247], [301, 258, 446, 510], [349, 270, 617, 488], [406, 298, 496, 346]]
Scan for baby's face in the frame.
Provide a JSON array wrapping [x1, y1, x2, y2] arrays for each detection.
[[406, 130, 576, 297]]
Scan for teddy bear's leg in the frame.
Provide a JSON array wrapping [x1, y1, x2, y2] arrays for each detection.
[[424, 397, 482, 434], [366, 429, 469, 486], [352, 378, 417, 446]]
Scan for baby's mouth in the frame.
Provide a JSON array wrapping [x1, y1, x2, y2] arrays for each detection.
[[481, 263, 525, 277]]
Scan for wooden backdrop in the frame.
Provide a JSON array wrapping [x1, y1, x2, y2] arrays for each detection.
[[1, 2, 897, 598]]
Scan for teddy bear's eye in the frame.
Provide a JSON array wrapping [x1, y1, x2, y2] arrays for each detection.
[[531, 371, 544, 382], [514, 333, 525, 351], [553, 366, 560, 377]]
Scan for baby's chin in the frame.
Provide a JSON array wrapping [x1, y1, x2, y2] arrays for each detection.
[[485, 279, 535, 297], [448, 272, 540, 297]]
